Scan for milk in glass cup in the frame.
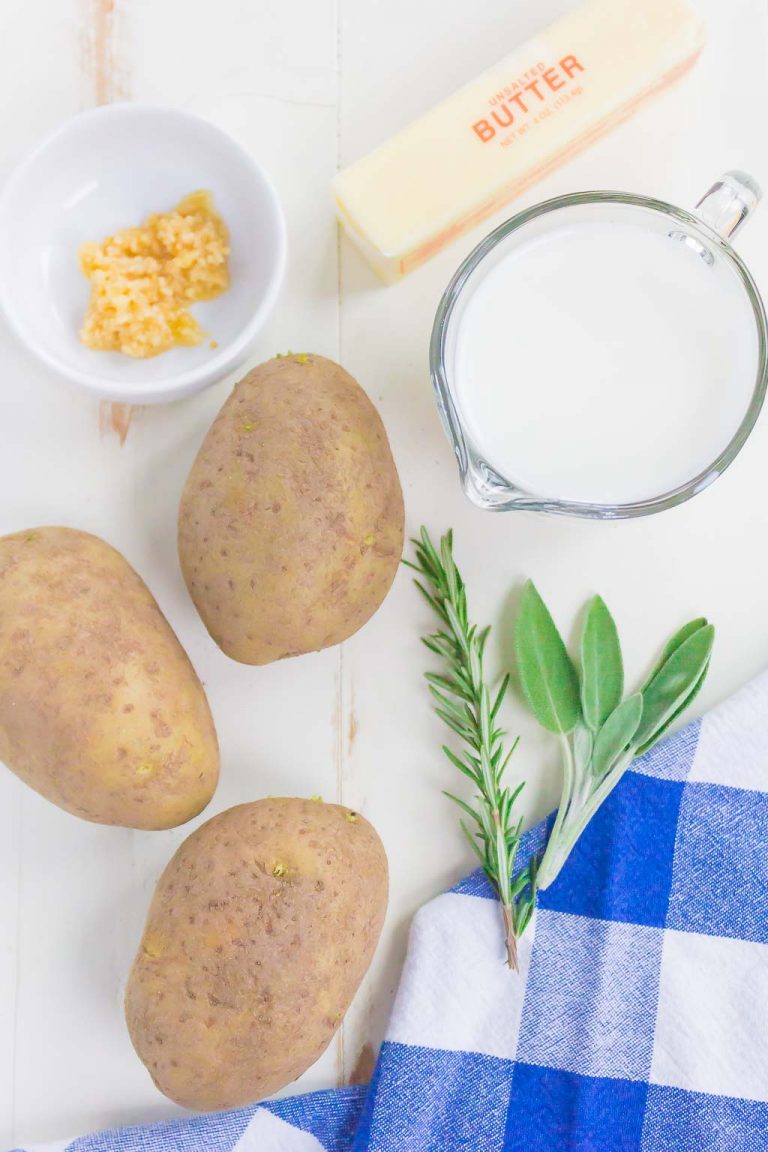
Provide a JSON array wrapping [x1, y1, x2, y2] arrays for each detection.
[[431, 173, 767, 518]]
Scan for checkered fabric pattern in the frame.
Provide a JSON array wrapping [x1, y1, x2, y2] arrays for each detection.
[[12, 673, 768, 1152]]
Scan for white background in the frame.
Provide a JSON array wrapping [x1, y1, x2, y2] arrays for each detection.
[[0, 0, 766, 1144]]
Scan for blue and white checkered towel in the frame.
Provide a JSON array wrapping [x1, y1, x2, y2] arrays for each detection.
[[12, 672, 768, 1152]]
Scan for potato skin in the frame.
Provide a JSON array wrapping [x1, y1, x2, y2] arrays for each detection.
[[0, 527, 219, 828], [125, 798, 388, 1111], [178, 354, 404, 664]]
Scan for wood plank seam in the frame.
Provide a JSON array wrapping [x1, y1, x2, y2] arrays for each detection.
[[82, 0, 138, 446], [334, 0, 347, 1089], [9, 798, 23, 1144]]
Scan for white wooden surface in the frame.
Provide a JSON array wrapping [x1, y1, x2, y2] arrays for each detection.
[[1, 0, 767, 1145]]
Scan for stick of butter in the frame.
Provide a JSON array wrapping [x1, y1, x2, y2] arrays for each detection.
[[333, 0, 705, 283]]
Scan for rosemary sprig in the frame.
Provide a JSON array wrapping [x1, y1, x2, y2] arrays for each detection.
[[407, 528, 536, 970]]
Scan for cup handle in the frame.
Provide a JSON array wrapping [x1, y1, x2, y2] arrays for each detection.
[[694, 170, 761, 242]]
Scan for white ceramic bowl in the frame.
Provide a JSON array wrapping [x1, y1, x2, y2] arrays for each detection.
[[0, 104, 287, 403]]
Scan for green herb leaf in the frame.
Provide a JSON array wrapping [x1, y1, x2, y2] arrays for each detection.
[[592, 693, 643, 779], [460, 820, 486, 865], [515, 581, 581, 735], [573, 724, 594, 777], [642, 618, 708, 687], [580, 595, 623, 730], [634, 623, 714, 752], [444, 791, 483, 826], [635, 656, 710, 756], [441, 746, 481, 787]]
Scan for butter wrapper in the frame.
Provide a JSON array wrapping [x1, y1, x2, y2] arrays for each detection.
[[333, 0, 705, 283]]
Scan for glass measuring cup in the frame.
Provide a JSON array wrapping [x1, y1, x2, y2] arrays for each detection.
[[430, 172, 767, 518]]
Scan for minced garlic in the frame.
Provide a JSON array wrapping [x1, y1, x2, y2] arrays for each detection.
[[78, 191, 230, 359]]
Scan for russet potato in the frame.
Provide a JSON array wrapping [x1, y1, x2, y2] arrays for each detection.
[[0, 527, 219, 828], [125, 797, 388, 1110], [178, 354, 404, 664]]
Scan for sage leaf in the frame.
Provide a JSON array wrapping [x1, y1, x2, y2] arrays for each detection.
[[636, 656, 710, 756], [634, 623, 715, 752], [573, 724, 594, 776], [515, 581, 581, 734], [642, 618, 708, 689], [592, 693, 643, 779], [580, 595, 623, 730]]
